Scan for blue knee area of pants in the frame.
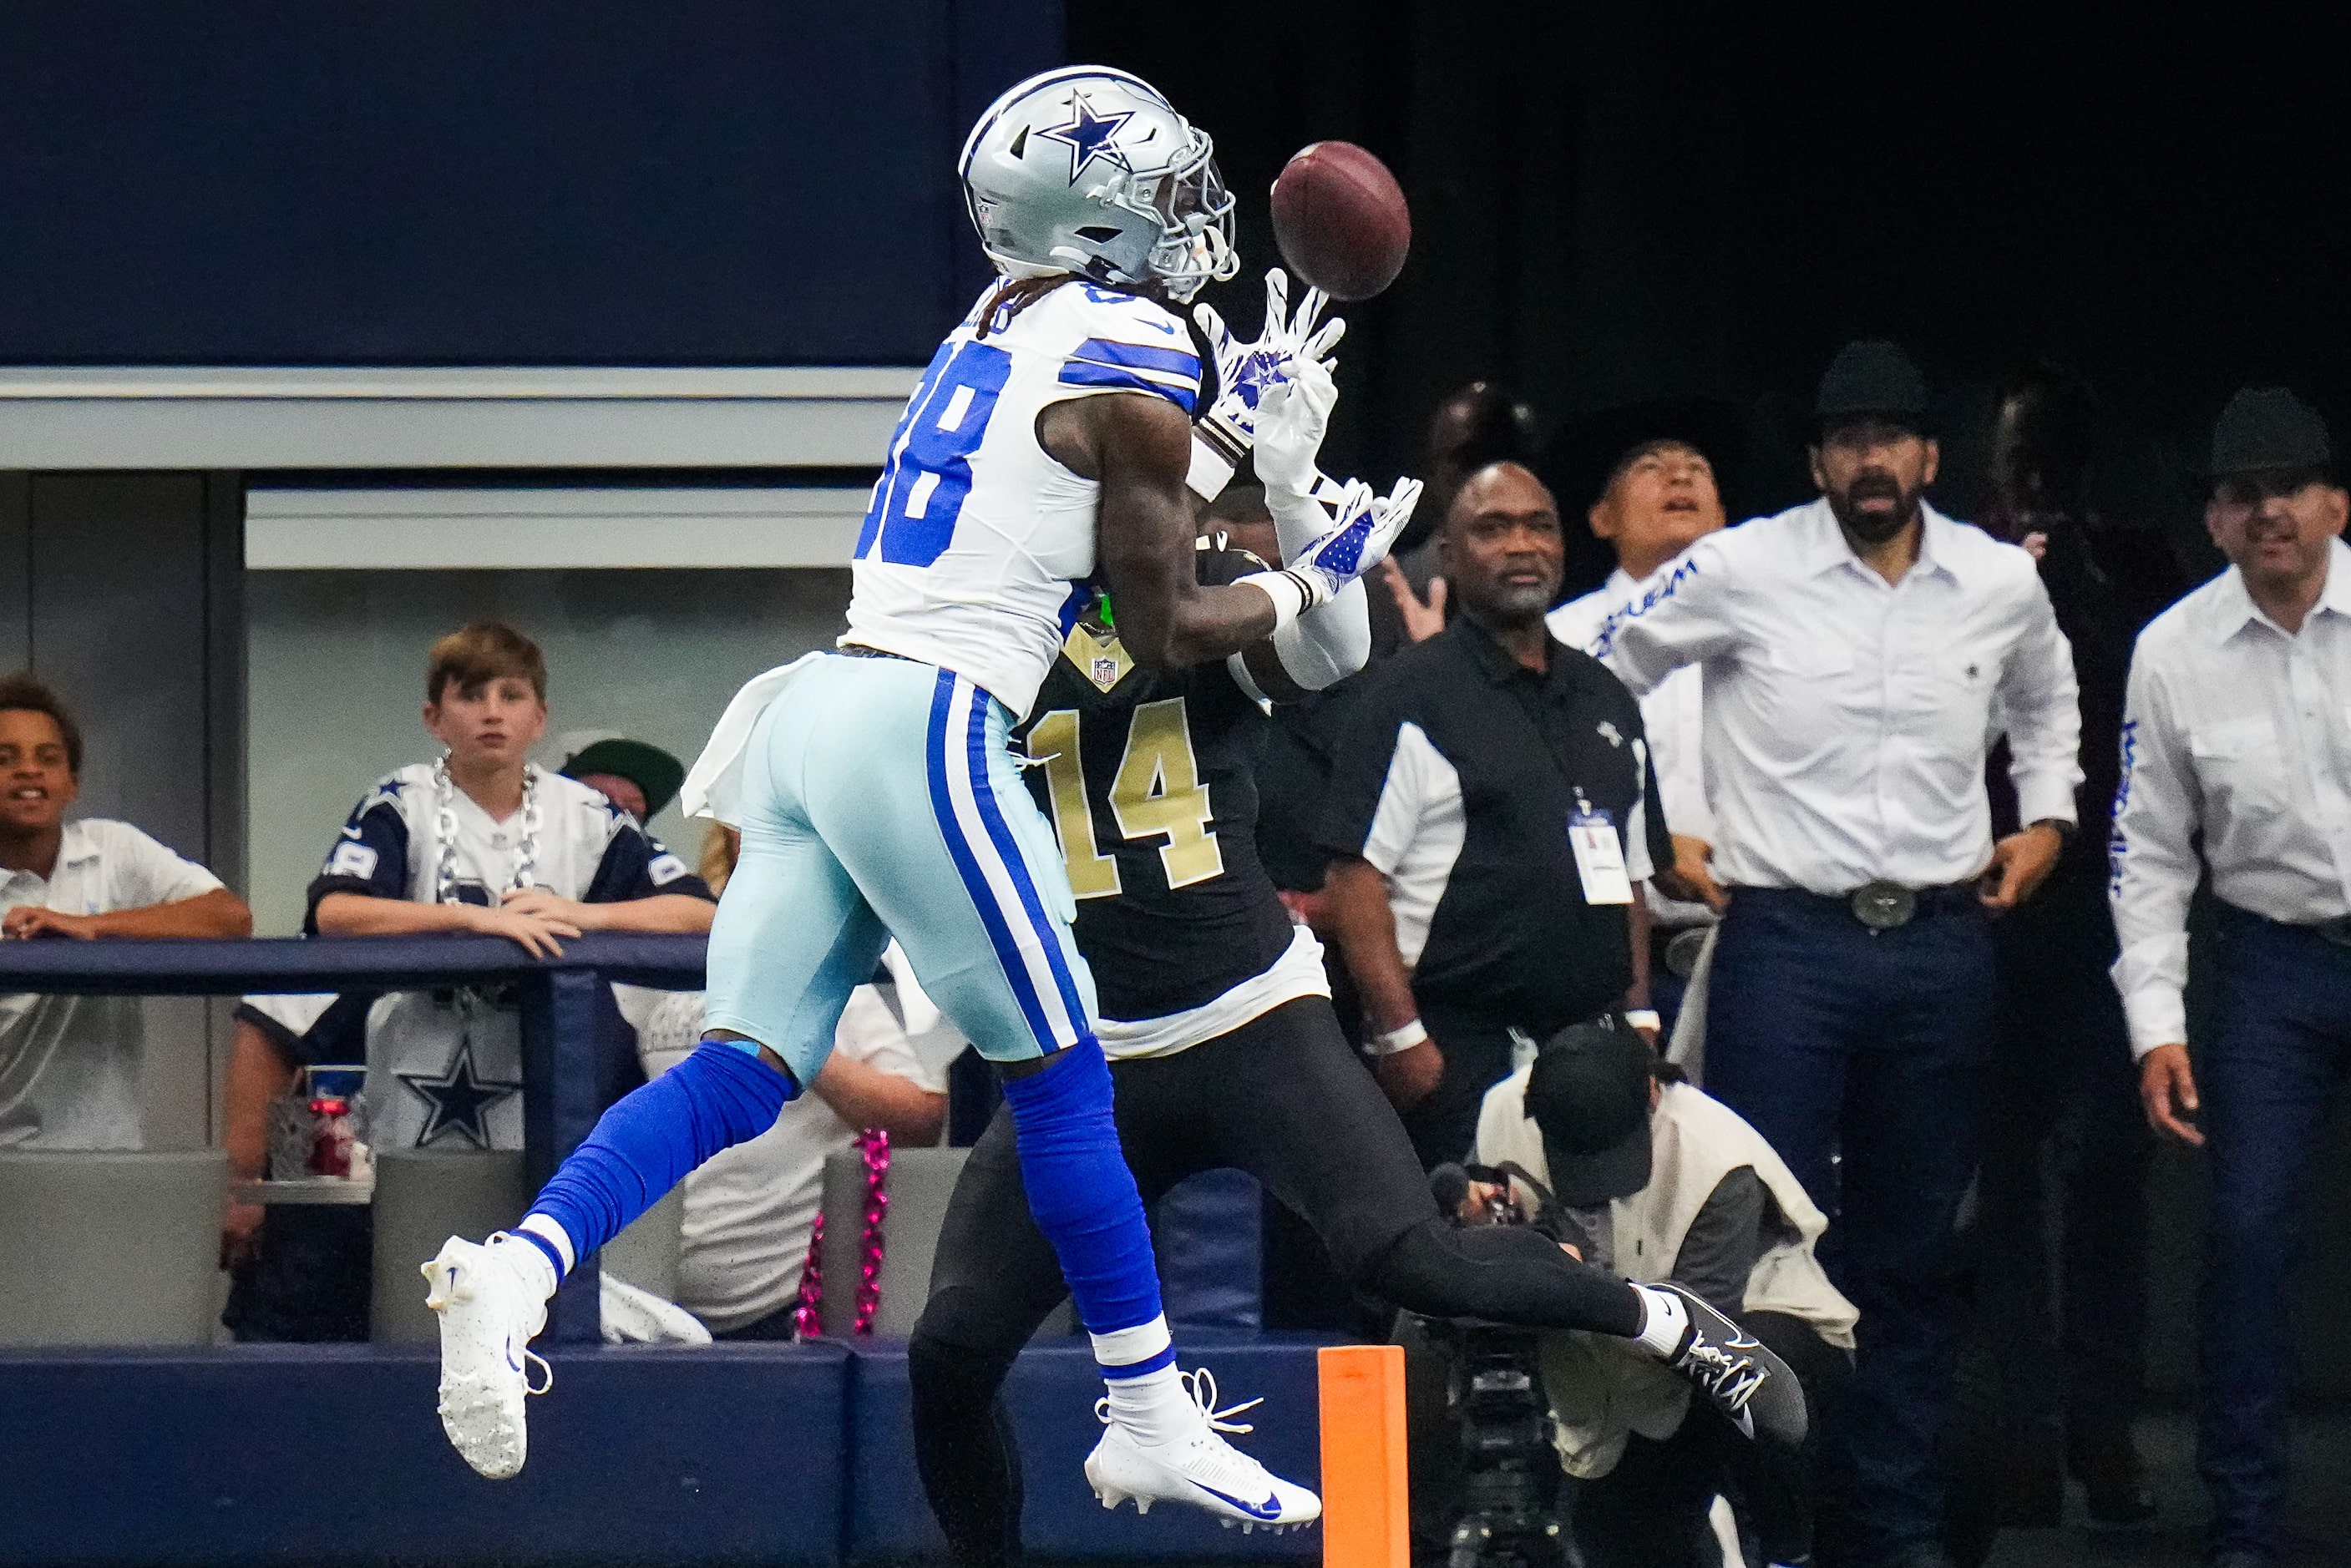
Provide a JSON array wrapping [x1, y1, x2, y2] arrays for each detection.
[[528, 1042, 795, 1265], [997, 1037, 1163, 1335]]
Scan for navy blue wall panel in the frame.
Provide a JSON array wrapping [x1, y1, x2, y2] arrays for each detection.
[[0, 2, 1058, 366], [0, 1343, 850, 1565], [846, 1336, 1322, 1561]]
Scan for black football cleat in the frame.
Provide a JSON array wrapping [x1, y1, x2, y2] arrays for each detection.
[[1653, 1282, 1810, 1448]]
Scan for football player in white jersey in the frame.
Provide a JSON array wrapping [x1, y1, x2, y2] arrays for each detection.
[[422, 68, 1416, 1527]]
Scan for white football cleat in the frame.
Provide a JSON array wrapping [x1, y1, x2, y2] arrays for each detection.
[[422, 1233, 552, 1479], [1084, 1368, 1321, 1531]]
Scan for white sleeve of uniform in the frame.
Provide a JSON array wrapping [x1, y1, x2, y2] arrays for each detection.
[[1269, 575, 1372, 690], [1597, 543, 1743, 698], [2108, 650, 2202, 1058], [102, 821, 225, 910], [1998, 574, 2086, 827]]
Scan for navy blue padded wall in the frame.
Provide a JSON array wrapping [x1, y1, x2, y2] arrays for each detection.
[[846, 1336, 1322, 1561], [0, 1, 1058, 366], [0, 1343, 850, 1565]]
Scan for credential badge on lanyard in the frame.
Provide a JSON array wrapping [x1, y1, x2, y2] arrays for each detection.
[[1567, 787, 1634, 906]]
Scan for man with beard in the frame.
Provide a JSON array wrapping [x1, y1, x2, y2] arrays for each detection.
[[1320, 462, 1671, 1170], [1598, 341, 2083, 1568]]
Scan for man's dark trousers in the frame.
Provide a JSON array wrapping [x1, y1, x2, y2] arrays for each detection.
[[1978, 866, 2151, 1475], [2199, 904, 2351, 1561], [1704, 886, 1995, 1565]]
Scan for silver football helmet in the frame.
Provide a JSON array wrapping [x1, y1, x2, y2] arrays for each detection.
[[959, 67, 1239, 304]]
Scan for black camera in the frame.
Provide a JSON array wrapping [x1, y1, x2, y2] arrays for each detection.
[[1425, 1163, 1573, 1568]]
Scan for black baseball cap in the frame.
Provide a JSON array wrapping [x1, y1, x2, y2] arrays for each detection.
[[2210, 387, 2332, 478], [1523, 1023, 1654, 1206], [1816, 340, 1928, 432], [560, 736, 687, 820]]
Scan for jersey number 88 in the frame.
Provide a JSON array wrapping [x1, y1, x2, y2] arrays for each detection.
[[854, 340, 1015, 569]]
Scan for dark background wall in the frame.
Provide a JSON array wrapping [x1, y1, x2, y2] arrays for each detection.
[[0, 1, 1056, 366], [1072, 7, 2351, 589]]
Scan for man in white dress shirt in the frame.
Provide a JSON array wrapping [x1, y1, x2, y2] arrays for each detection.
[[1550, 434, 1732, 1039], [2110, 387, 2351, 1568], [1601, 342, 2083, 1568]]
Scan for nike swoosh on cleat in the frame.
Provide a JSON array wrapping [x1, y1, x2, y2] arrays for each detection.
[[1194, 1483, 1284, 1521]]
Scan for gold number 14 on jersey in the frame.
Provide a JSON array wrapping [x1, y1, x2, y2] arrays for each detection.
[[1026, 698, 1224, 899]]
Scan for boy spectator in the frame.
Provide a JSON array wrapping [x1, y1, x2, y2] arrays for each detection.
[[0, 674, 251, 1148], [305, 622, 715, 1152]]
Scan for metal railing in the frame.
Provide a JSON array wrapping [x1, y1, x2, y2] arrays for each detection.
[[0, 933, 707, 1342]]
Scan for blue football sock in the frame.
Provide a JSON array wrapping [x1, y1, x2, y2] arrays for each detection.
[[524, 1039, 796, 1272], [996, 1037, 1165, 1343]]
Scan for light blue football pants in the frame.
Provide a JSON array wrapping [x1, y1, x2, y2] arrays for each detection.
[[701, 651, 1102, 1082]]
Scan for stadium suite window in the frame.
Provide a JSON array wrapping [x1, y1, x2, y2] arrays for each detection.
[[245, 565, 850, 936]]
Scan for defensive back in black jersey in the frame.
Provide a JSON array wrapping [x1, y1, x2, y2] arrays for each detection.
[[1013, 543, 1299, 1023]]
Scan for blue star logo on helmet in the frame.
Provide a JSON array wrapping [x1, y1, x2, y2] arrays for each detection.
[[1039, 92, 1134, 185]]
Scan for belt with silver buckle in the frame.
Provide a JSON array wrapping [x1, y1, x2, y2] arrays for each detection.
[[1847, 881, 1918, 930]]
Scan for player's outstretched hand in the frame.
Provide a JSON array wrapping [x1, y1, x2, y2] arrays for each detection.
[[1287, 475, 1424, 607], [1253, 357, 1340, 509], [1193, 267, 1344, 468], [472, 901, 581, 959]]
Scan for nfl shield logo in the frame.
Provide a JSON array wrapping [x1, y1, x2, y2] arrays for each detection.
[[1091, 656, 1120, 691]]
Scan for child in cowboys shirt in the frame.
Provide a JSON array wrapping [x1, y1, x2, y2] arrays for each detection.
[[305, 622, 716, 1155]]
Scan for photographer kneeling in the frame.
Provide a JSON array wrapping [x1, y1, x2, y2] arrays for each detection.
[[1470, 1024, 1855, 1568]]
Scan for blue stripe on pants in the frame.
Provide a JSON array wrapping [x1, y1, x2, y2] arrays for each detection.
[[956, 677, 1092, 1036], [923, 671, 1061, 1050]]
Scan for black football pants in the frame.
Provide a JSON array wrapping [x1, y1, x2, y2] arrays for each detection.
[[909, 995, 1645, 1568]]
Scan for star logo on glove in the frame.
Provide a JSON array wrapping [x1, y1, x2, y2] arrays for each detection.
[[1039, 93, 1133, 185], [1231, 350, 1288, 412]]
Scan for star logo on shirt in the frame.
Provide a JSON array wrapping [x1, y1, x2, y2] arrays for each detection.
[[397, 1041, 521, 1150], [1037, 93, 1133, 185]]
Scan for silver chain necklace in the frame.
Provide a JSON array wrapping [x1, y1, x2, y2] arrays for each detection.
[[433, 753, 540, 907]]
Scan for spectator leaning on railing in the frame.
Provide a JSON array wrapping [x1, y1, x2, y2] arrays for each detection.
[[0, 674, 251, 1149], [301, 623, 717, 1157]]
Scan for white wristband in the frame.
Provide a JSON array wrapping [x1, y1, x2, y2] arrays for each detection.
[[1186, 432, 1237, 501], [1235, 569, 1313, 634], [1624, 1009, 1661, 1034], [1366, 1018, 1429, 1057]]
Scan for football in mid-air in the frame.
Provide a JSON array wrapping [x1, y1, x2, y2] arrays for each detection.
[[1269, 141, 1411, 301]]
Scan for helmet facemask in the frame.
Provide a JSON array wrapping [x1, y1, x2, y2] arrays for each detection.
[[1127, 129, 1239, 302]]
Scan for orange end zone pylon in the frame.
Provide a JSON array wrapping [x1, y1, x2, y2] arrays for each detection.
[[1318, 1343, 1409, 1568]]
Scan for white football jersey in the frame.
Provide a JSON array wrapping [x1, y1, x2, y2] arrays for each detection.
[[844, 280, 1203, 718]]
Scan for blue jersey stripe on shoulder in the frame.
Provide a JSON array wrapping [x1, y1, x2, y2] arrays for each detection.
[[1058, 360, 1199, 414], [1072, 336, 1202, 377]]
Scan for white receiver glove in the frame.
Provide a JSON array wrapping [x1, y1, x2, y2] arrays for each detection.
[[1187, 267, 1345, 499], [1236, 474, 1425, 631]]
